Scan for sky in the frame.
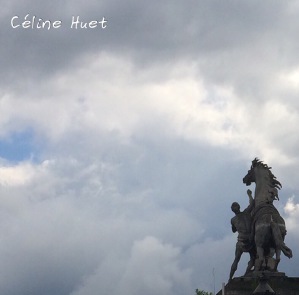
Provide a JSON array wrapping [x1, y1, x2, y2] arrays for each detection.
[[1, 1, 299, 294]]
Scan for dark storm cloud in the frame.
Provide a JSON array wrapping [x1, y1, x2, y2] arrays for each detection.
[[2, 0, 299, 91]]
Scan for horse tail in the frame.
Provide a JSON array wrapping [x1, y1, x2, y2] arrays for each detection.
[[270, 218, 293, 258]]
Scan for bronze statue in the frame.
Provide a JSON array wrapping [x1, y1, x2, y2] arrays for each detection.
[[229, 158, 293, 281]]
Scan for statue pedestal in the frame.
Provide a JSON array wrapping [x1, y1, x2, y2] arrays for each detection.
[[216, 275, 299, 295]]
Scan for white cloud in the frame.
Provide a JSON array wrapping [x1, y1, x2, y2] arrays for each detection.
[[2, 52, 299, 169], [0, 162, 36, 186], [71, 236, 192, 295], [279, 67, 299, 90], [284, 196, 299, 231], [119, 236, 192, 295], [0, 153, 207, 294]]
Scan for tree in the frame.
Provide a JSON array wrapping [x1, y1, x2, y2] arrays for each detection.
[[195, 289, 213, 295]]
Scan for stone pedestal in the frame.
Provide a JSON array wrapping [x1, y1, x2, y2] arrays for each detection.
[[216, 275, 299, 295]]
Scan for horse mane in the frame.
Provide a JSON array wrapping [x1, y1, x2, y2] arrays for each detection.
[[251, 158, 282, 200]]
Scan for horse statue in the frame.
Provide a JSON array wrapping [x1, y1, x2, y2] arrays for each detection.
[[242, 158, 292, 272]]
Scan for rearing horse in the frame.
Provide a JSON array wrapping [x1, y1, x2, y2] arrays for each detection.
[[243, 158, 292, 271]]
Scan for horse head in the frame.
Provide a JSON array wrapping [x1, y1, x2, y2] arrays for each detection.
[[242, 158, 258, 185], [243, 158, 282, 203]]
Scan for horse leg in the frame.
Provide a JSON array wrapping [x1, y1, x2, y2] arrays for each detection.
[[270, 220, 293, 258], [274, 248, 281, 271], [255, 246, 264, 271], [255, 224, 268, 271]]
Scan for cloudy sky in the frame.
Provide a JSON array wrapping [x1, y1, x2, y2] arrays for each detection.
[[1, 1, 299, 294]]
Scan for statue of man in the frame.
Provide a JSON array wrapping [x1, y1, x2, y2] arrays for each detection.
[[229, 189, 256, 281]]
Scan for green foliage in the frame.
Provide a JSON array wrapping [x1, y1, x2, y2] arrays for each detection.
[[195, 289, 213, 295]]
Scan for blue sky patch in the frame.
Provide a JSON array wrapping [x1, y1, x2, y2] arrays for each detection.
[[0, 129, 37, 162]]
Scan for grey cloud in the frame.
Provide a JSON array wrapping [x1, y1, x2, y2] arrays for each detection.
[[2, 0, 299, 90], [0, 127, 251, 295], [2, 1, 299, 294]]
